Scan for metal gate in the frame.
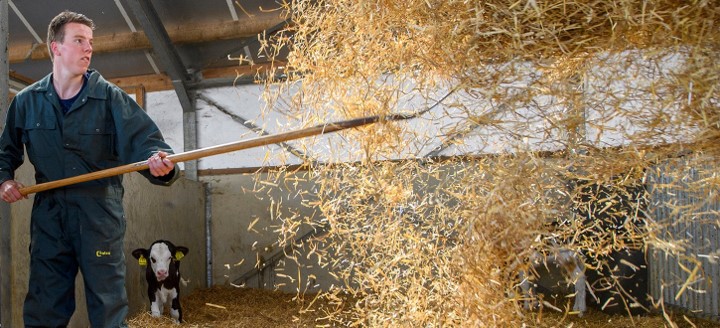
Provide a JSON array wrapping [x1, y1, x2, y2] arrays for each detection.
[[648, 158, 720, 321]]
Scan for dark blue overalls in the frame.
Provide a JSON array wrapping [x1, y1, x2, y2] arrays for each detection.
[[0, 70, 178, 327]]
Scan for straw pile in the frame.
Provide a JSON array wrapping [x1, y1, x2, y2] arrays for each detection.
[[245, 0, 720, 327]]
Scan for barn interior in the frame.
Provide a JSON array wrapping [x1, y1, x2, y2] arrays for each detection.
[[1, 0, 720, 327]]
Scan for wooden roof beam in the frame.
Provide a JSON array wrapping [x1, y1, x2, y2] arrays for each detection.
[[108, 62, 284, 92], [9, 17, 283, 64]]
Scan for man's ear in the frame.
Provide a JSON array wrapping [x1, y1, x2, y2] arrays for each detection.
[[174, 246, 189, 261], [50, 41, 60, 58]]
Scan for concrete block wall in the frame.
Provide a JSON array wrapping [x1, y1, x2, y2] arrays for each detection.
[[203, 172, 339, 294]]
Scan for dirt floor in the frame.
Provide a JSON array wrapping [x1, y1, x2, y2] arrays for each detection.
[[127, 286, 719, 328]]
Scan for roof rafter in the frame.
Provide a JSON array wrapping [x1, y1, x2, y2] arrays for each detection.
[[8, 18, 282, 64], [125, 0, 195, 110], [124, 0, 199, 180], [107, 62, 284, 92]]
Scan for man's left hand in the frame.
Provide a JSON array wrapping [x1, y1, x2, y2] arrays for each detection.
[[148, 151, 175, 177]]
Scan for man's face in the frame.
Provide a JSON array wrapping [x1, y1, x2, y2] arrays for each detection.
[[51, 22, 93, 75]]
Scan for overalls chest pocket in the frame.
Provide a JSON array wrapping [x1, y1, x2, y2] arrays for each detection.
[[23, 119, 58, 160], [78, 125, 118, 162]]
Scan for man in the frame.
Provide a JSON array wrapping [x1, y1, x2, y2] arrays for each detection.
[[0, 11, 178, 327]]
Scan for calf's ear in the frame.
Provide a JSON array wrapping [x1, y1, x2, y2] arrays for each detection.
[[174, 246, 189, 261], [131, 249, 149, 266]]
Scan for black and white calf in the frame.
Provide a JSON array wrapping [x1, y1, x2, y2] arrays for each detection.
[[132, 240, 189, 323], [520, 245, 587, 316]]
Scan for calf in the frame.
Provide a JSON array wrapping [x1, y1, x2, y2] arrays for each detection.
[[520, 244, 587, 316], [132, 240, 189, 323]]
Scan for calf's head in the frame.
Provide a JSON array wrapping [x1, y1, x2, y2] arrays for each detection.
[[132, 240, 189, 282]]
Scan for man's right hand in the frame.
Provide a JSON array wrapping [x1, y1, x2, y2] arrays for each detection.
[[1, 180, 27, 203]]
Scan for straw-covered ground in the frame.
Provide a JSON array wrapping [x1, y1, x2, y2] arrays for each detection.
[[128, 286, 333, 327], [128, 285, 718, 327]]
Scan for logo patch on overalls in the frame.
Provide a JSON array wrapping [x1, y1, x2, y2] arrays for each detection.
[[96, 250, 111, 257]]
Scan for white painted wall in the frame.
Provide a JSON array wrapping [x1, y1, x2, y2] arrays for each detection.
[[143, 50, 701, 169]]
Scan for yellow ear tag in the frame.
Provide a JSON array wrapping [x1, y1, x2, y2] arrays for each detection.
[[138, 255, 147, 266], [175, 251, 185, 261]]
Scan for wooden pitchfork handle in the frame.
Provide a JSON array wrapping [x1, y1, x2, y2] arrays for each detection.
[[18, 114, 414, 196]]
